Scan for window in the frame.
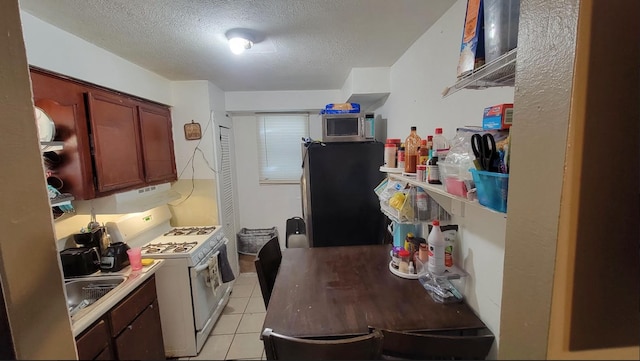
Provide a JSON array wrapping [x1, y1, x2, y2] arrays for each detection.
[[257, 113, 309, 183]]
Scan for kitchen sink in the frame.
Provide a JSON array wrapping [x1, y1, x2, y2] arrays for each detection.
[[65, 276, 126, 317]]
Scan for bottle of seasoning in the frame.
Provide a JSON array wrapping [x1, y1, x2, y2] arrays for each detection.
[[398, 249, 410, 273], [397, 144, 405, 170], [427, 149, 441, 184], [404, 126, 421, 173], [391, 246, 403, 269], [433, 128, 450, 161], [404, 232, 416, 254], [416, 165, 427, 183], [419, 243, 429, 262], [418, 139, 429, 165], [426, 135, 433, 151]]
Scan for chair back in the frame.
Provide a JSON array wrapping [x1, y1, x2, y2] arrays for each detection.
[[254, 236, 282, 307], [262, 328, 383, 360], [378, 329, 494, 360]]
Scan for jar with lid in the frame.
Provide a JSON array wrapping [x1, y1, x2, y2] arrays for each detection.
[[384, 142, 397, 168], [398, 249, 410, 273], [391, 246, 403, 269], [404, 126, 421, 173]]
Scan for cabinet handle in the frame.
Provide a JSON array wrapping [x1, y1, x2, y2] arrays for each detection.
[[149, 304, 154, 309], [127, 325, 133, 330]]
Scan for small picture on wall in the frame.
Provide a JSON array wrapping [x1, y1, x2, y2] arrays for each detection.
[[184, 121, 202, 140]]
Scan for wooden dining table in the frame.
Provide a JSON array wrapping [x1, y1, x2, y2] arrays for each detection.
[[262, 244, 486, 339]]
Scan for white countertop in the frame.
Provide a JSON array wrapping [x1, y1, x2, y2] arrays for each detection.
[[68, 259, 164, 337]]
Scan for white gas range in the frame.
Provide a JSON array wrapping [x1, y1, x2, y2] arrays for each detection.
[[106, 205, 233, 358]]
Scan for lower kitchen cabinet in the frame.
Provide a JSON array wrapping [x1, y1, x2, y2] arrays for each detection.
[[113, 299, 164, 360], [75, 319, 112, 360], [75, 275, 165, 360], [109, 275, 165, 360]]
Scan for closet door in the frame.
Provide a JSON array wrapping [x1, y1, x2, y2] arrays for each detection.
[[218, 125, 239, 273]]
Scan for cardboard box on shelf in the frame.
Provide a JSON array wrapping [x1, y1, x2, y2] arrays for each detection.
[[457, 0, 485, 78], [482, 103, 513, 130]]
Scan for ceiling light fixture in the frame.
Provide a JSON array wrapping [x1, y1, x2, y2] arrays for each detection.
[[226, 29, 254, 55]]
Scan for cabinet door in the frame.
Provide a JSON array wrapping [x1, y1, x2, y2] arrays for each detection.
[[138, 103, 177, 183], [30, 69, 96, 199], [86, 92, 145, 193], [113, 299, 165, 360], [75, 319, 112, 360]]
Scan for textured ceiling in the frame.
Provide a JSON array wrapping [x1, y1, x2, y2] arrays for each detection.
[[19, 0, 455, 92]]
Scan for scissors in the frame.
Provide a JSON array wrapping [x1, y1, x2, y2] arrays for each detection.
[[471, 133, 498, 172]]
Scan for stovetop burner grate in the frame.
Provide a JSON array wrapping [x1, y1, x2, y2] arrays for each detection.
[[163, 226, 217, 236], [141, 241, 199, 254]]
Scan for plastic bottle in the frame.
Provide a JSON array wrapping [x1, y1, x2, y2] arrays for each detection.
[[418, 139, 429, 165], [384, 142, 397, 168], [427, 149, 441, 184], [426, 135, 434, 151], [432, 128, 450, 160], [427, 220, 446, 275], [404, 126, 422, 173], [408, 261, 415, 275], [397, 145, 405, 170]]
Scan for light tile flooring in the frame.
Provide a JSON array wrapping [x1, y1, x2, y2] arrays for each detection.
[[180, 272, 266, 360]]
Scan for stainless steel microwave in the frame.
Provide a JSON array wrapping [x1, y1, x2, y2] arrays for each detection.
[[321, 113, 375, 142]]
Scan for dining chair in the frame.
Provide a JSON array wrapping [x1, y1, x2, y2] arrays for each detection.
[[262, 328, 384, 360], [377, 328, 494, 360], [254, 236, 282, 307]]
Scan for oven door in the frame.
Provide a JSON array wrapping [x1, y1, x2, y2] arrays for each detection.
[[190, 248, 225, 331]]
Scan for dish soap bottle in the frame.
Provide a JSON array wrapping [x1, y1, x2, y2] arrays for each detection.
[[427, 220, 446, 275]]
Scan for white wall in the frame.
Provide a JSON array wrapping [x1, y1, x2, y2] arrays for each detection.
[[376, 0, 514, 356], [20, 11, 172, 105], [232, 112, 322, 247], [168, 81, 221, 227]]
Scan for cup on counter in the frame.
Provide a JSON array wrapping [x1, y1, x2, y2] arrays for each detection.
[[126, 247, 142, 271]]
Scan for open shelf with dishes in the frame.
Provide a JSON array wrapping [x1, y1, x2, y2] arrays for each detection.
[[442, 48, 517, 98], [40, 141, 64, 152]]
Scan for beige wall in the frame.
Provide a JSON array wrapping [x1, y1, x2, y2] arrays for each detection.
[[0, 0, 76, 359], [500, 0, 640, 359], [547, 0, 640, 359]]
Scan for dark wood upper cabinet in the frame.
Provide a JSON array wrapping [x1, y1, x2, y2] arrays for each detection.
[[137, 103, 177, 183], [29, 67, 177, 200], [86, 91, 145, 193]]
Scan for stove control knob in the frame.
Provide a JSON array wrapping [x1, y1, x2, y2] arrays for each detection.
[[198, 251, 205, 260]]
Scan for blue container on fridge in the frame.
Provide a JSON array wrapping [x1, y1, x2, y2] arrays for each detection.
[[470, 169, 509, 213]]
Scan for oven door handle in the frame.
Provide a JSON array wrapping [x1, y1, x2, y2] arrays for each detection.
[[194, 250, 221, 274]]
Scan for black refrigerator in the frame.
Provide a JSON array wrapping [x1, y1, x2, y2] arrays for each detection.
[[301, 141, 386, 247]]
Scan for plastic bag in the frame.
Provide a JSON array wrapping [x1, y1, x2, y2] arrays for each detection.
[[441, 126, 509, 181]]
